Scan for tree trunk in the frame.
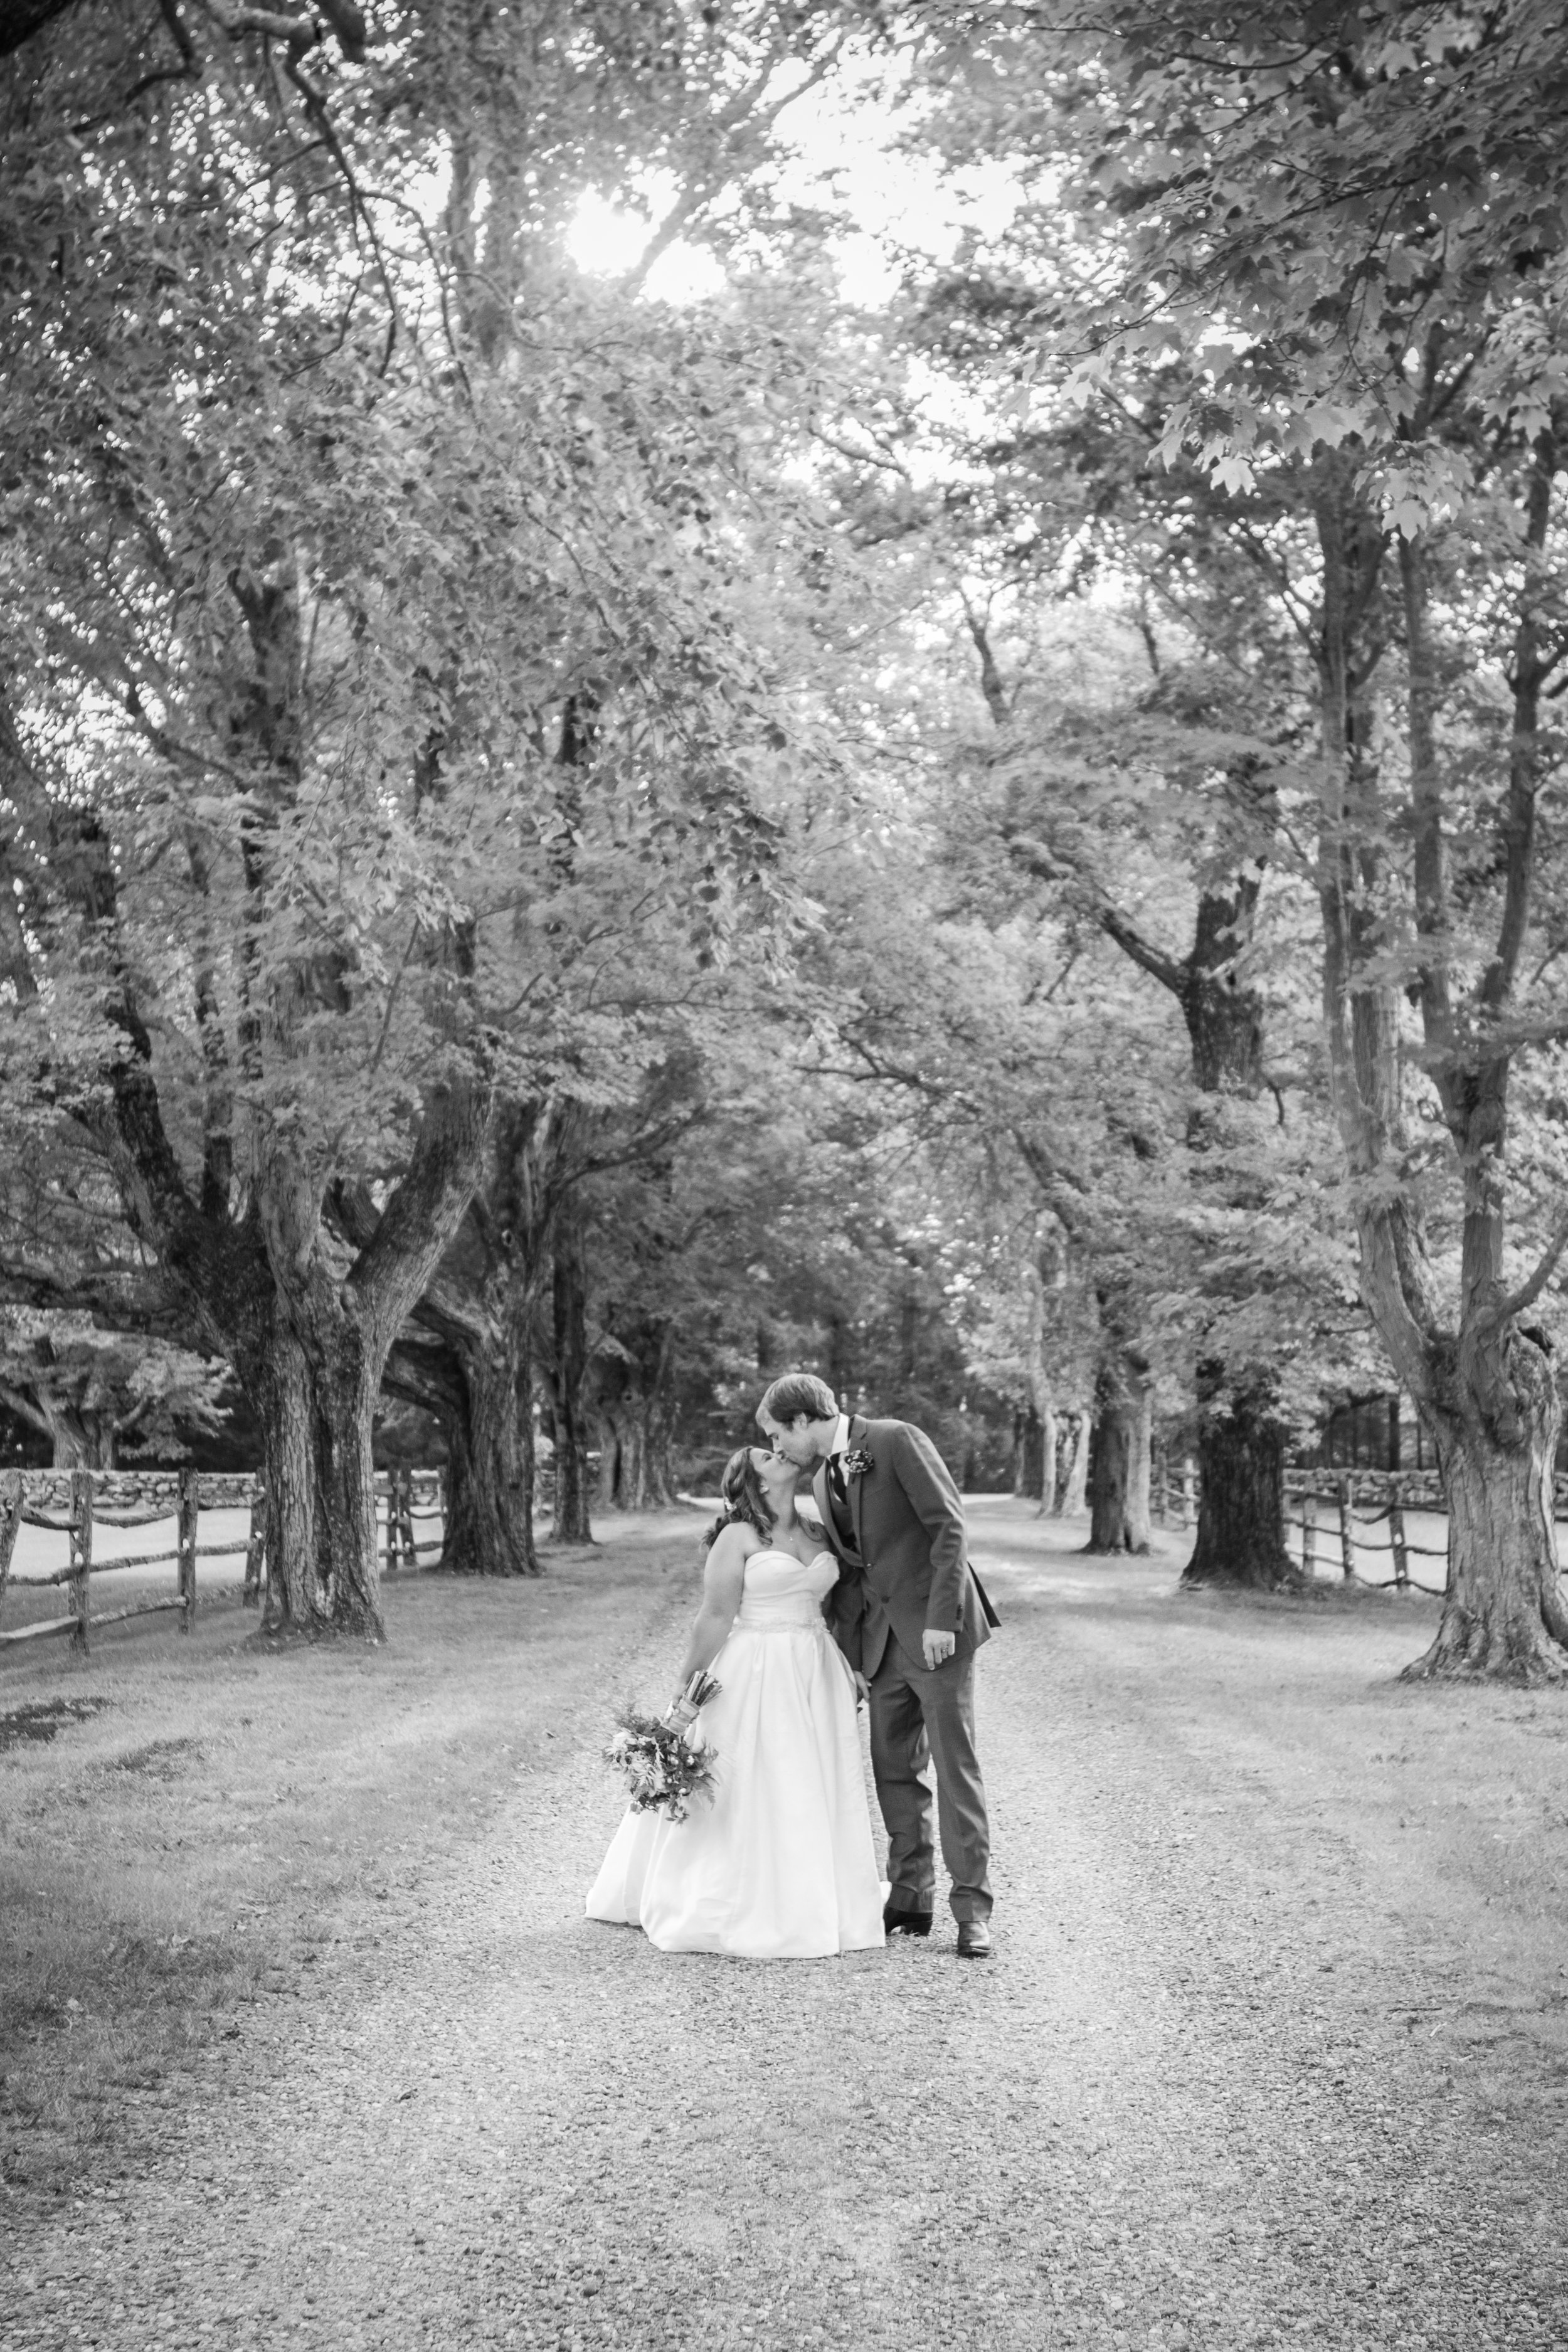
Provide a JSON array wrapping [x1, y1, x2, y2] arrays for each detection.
[[596, 1398, 675, 1510], [384, 1318, 539, 1578], [1182, 882, 1267, 1097], [592, 1316, 677, 1512], [254, 1326, 328, 1635], [310, 1343, 380, 1636], [550, 1207, 593, 1544], [1014, 1405, 1044, 1500], [1059, 1410, 1089, 1515], [1018, 1247, 1057, 1507], [82, 1416, 116, 1470], [40, 1402, 116, 1470], [597, 1411, 643, 1510], [1125, 1382, 1152, 1549], [642, 1400, 674, 1507], [442, 1330, 538, 1576], [253, 1315, 381, 1638], [1183, 1369, 1298, 1589], [1405, 1346, 1568, 1680], [1086, 1355, 1152, 1555]]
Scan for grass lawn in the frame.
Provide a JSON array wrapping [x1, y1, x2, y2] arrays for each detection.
[[0, 1515, 699, 2199]]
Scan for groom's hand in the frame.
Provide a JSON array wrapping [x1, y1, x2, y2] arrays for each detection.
[[854, 1670, 869, 1707], [921, 1628, 956, 1670]]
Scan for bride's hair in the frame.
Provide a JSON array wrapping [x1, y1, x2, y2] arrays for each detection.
[[702, 1447, 776, 1555]]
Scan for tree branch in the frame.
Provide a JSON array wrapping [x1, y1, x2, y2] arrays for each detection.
[[1478, 1204, 1568, 1337], [962, 592, 1012, 728], [194, 1, 321, 53], [0, 1265, 188, 1339], [349, 1061, 495, 1359], [1011, 1130, 1093, 1244], [1482, 420, 1560, 1012], [0, 1380, 50, 1437], [1007, 833, 1187, 997]]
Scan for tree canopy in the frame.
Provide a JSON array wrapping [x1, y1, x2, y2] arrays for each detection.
[[6, 0, 1568, 1676]]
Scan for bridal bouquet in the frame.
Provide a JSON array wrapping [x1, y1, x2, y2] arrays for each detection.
[[605, 1668, 721, 1823]]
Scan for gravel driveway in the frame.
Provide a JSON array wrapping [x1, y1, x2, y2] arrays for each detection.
[[7, 1505, 1565, 2351]]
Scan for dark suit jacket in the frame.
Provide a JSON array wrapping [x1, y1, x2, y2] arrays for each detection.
[[814, 1414, 999, 1680]]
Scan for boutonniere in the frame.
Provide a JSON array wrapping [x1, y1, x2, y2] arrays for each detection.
[[843, 1448, 875, 1478]]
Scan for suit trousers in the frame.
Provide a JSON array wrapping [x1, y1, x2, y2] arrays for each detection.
[[867, 1632, 992, 1924]]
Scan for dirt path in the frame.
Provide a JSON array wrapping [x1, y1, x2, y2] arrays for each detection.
[[8, 1502, 1567, 2352]]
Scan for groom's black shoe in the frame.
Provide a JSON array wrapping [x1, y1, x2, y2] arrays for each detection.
[[955, 1920, 992, 1960], [883, 1900, 933, 1937]]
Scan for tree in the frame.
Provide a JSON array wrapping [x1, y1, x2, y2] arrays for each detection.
[[0, 0, 844, 1624], [373, 0, 891, 1561], [783, 729, 1187, 1547], [0, 1311, 228, 1468], [0, 11, 535, 1633], [1, 91, 494, 1631], [862, 127, 1363, 1585], [974, 630, 1304, 1582], [1025, 0, 1568, 1671], [899, 0, 1568, 1668]]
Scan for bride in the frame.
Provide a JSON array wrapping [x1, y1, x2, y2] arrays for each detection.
[[585, 1444, 886, 1959]]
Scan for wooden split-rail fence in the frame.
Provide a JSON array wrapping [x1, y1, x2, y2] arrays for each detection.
[[378, 1468, 445, 1576], [0, 1466, 445, 1656], [1151, 1460, 1199, 1528], [1170, 1466, 1568, 1592], [1154, 1462, 1568, 1592], [1282, 1470, 1452, 1594]]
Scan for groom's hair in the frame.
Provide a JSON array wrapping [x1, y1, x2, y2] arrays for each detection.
[[758, 1372, 837, 1427]]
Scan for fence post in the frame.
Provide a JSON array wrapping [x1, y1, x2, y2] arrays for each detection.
[[400, 1470, 419, 1570], [176, 1468, 198, 1633], [1390, 1477, 1409, 1591], [69, 1469, 93, 1653], [1302, 1489, 1318, 1579], [1338, 1475, 1355, 1580], [243, 1476, 267, 1607]]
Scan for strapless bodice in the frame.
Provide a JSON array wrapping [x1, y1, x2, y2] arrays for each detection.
[[735, 1547, 839, 1629]]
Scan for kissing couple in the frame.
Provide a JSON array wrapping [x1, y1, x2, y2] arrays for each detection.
[[586, 1372, 1000, 1960]]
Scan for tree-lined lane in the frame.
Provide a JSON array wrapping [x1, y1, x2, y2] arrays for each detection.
[[8, 1502, 1563, 2350]]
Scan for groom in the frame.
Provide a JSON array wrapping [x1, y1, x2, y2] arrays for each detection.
[[756, 1372, 999, 1959]]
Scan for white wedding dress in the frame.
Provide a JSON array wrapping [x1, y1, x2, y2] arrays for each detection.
[[585, 1547, 886, 1959]]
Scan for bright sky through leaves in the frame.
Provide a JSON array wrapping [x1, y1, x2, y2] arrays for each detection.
[[566, 47, 1022, 308]]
